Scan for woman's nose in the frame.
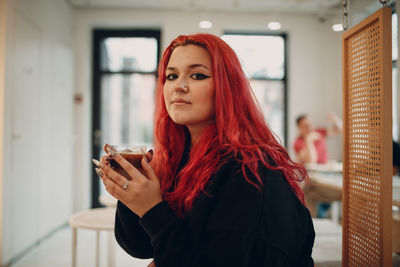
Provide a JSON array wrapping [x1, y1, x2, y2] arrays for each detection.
[[174, 81, 188, 94]]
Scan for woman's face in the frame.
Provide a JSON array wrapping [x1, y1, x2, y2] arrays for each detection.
[[298, 117, 313, 136], [163, 45, 215, 131]]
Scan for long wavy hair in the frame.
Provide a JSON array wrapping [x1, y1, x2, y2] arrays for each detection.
[[151, 33, 308, 217]]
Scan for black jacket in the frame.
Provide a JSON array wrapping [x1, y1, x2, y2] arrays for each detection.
[[114, 159, 315, 267]]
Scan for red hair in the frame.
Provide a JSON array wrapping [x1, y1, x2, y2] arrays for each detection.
[[151, 33, 308, 217]]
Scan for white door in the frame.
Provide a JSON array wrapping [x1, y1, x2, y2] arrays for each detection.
[[10, 11, 40, 256]]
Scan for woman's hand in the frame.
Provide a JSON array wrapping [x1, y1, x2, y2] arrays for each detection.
[[93, 145, 162, 217], [147, 260, 156, 267]]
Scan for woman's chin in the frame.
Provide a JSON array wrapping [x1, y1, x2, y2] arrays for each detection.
[[170, 116, 188, 126]]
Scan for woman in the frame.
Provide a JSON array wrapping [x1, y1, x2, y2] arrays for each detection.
[[93, 33, 315, 267]]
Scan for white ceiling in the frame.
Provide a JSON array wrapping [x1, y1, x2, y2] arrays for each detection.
[[68, 0, 381, 16]]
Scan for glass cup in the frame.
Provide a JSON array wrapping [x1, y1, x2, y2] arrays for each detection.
[[106, 145, 148, 180]]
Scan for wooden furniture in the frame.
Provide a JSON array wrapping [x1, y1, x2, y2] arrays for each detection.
[[69, 207, 116, 267], [305, 161, 343, 173], [304, 172, 400, 222], [342, 7, 393, 266], [307, 174, 399, 204], [303, 172, 342, 220], [307, 174, 400, 249]]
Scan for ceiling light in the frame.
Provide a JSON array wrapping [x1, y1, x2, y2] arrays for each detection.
[[199, 20, 213, 29], [332, 24, 344, 32], [268, 22, 281, 31]]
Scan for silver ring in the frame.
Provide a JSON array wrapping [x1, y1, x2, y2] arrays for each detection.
[[122, 181, 128, 189]]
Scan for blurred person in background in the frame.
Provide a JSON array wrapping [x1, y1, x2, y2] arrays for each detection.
[[294, 114, 342, 218], [294, 114, 342, 165]]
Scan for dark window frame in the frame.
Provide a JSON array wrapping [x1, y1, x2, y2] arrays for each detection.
[[222, 31, 288, 147], [91, 29, 161, 208]]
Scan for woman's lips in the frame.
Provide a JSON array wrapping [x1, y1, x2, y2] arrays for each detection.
[[172, 99, 191, 105]]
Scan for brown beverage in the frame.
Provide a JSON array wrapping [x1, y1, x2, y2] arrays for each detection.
[[108, 146, 146, 180]]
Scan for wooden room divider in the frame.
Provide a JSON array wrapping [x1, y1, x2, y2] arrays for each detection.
[[342, 7, 392, 266]]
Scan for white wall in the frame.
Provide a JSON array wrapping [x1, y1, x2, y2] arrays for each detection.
[[73, 8, 343, 209], [0, 0, 6, 264], [1, 0, 74, 264]]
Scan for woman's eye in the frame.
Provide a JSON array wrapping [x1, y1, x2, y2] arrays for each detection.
[[166, 74, 178, 80], [191, 73, 210, 80]]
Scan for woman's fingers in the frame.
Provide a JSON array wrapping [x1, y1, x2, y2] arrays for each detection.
[[95, 145, 162, 217], [93, 158, 129, 188], [99, 154, 111, 166], [101, 145, 113, 165], [95, 167, 126, 199], [145, 149, 153, 162], [141, 156, 159, 183], [103, 164, 129, 189], [140, 148, 158, 183], [103, 144, 109, 154], [95, 167, 104, 180]]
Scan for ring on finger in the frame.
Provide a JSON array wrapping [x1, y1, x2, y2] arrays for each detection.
[[122, 180, 129, 190]]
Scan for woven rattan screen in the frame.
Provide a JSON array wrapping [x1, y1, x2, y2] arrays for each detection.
[[342, 7, 392, 267]]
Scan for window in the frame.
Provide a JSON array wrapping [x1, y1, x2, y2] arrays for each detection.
[[221, 33, 287, 146], [92, 29, 160, 207]]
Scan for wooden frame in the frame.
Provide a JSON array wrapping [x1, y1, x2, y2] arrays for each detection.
[[342, 7, 392, 266]]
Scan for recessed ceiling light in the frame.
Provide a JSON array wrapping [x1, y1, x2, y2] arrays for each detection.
[[199, 20, 213, 29], [268, 21, 281, 31], [332, 23, 344, 32]]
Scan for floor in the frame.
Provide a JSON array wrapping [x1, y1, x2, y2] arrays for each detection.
[[11, 226, 152, 267], [312, 218, 342, 267], [9, 220, 400, 267]]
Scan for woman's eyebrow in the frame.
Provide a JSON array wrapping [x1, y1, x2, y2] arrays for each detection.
[[188, 64, 209, 70], [166, 64, 210, 71]]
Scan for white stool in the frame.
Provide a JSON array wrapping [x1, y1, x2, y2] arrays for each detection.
[[69, 207, 116, 267]]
